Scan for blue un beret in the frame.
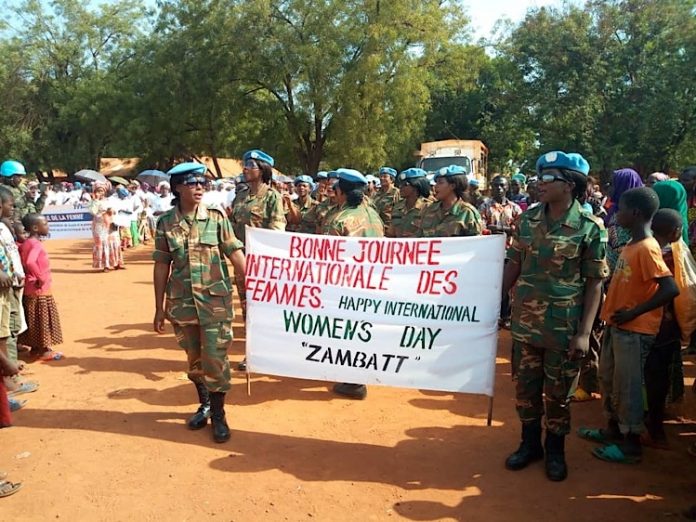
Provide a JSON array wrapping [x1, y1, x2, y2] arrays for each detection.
[[167, 162, 207, 177], [294, 175, 313, 185], [398, 168, 427, 182], [327, 170, 339, 179], [434, 165, 468, 180], [535, 151, 589, 176], [316, 171, 328, 180], [337, 168, 367, 185], [379, 167, 397, 177], [243, 149, 275, 167], [469, 178, 480, 187]]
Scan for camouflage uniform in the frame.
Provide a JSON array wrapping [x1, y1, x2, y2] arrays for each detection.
[[153, 204, 244, 393], [302, 198, 331, 234], [325, 203, 384, 237], [229, 183, 286, 244], [507, 200, 609, 435], [318, 203, 343, 235], [418, 199, 483, 237], [372, 185, 401, 235], [6, 183, 46, 222], [286, 196, 316, 233], [390, 197, 429, 238]]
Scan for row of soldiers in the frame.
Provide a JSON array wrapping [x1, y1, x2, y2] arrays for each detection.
[[230, 160, 485, 242]]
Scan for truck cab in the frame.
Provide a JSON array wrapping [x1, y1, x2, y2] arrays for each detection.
[[416, 140, 488, 186]]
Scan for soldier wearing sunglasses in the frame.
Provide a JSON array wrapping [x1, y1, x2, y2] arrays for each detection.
[[153, 162, 247, 443], [502, 151, 609, 481]]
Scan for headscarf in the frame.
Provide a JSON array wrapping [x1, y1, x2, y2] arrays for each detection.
[[653, 180, 689, 242], [606, 168, 643, 224], [647, 172, 669, 184], [511, 173, 527, 185]]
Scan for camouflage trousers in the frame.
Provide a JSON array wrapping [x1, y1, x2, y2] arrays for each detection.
[[512, 341, 580, 435], [173, 322, 233, 393]]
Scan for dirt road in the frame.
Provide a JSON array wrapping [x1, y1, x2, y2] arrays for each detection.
[[1, 240, 694, 521]]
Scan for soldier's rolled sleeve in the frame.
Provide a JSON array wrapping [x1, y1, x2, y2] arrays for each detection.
[[152, 221, 172, 264], [219, 216, 244, 257], [581, 224, 609, 279]]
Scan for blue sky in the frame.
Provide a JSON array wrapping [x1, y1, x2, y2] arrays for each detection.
[[467, 0, 572, 39]]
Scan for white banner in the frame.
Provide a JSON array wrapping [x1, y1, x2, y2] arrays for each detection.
[[42, 204, 93, 240], [245, 229, 505, 396]]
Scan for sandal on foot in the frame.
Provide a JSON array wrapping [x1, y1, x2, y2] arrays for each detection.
[[0, 480, 22, 498], [9, 399, 26, 412], [9, 381, 39, 397], [39, 351, 63, 362], [571, 388, 595, 402], [577, 427, 619, 443], [592, 443, 641, 464]]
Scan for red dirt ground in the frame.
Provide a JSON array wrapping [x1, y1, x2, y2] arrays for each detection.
[[1, 239, 695, 521]]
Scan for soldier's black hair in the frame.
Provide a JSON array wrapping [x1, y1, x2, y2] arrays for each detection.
[[651, 208, 683, 238], [0, 186, 13, 203], [561, 169, 588, 201], [444, 174, 469, 200], [21, 212, 44, 231], [169, 175, 185, 207], [619, 187, 659, 220], [407, 177, 432, 199], [337, 179, 365, 208], [257, 160, 274, 185]]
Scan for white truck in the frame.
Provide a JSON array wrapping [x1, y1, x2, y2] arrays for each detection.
[[415, 139, 488, 185]]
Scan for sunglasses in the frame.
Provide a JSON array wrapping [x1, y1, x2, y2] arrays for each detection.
[[183, 176, 207, 187], [539, 174, 569, 184], [244, 160, 260, 169]]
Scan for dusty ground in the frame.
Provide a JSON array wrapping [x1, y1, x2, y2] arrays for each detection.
[[1, 239, 695, 521]]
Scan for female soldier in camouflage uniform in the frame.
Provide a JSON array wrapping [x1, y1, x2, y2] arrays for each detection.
[[502, 151, 608, 481], [372, 167, 401, 236], [285, 175, 316, 233], [229, 149, 286, 245], [390, 168, 431, 238], [418, 165, 483, 237], [325, 168, 384, 399], [153, 162, 246, 443], [229, 150, 285, 370]]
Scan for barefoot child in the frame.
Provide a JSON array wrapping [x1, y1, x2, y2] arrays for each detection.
[[17, 214, 63, 361]]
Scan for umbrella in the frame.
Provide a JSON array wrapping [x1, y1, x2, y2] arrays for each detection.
[[108, 175, 129, 186], [74, 169, 107, 184], [137, 169, 169, 187]]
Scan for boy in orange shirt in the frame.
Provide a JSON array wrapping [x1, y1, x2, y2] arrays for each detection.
[[579, 187, 679, 463]]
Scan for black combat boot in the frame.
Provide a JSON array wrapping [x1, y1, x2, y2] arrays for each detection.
[[505, 421, 544, 470], [332, 383, 367, 400], [187, 381, 211, 430], [209, 392, 230, 443], [544, 432, 568, 481]]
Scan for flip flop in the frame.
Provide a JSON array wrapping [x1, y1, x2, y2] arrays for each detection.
[[0, 480, 22, 498], [592, 443, 641, 464], [39, 351, 63, 362], [9, 399, 26, 412], [577, 426, 617, 443], [571, 388, 596, 402], [8, 381, 39, 397]]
